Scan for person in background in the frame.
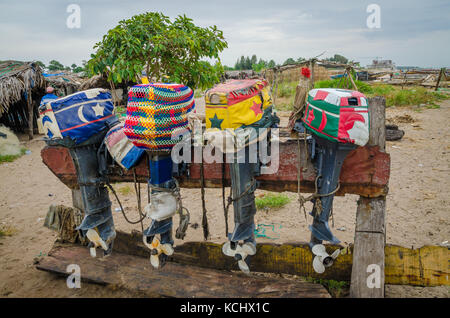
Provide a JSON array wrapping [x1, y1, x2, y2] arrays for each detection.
[[40, 86, 59, 108]]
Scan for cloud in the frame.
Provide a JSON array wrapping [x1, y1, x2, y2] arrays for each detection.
[[0, 0, 448, 68]]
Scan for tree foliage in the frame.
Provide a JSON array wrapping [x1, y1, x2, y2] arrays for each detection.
[[48, 60, 65, 71], [86, 12, 228, 89], [325, 54, 349, 64], [35, 61, 46, 69]]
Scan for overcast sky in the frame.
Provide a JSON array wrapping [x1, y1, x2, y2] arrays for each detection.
[[0, 0, 449, 68]]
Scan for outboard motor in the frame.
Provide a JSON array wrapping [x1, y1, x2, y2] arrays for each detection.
[[124, 83, 195, 268], [298, 88, 370, 271], [39, 89, 120, 257], [222, 144, 259, 273], [205, 79, 279, 273]]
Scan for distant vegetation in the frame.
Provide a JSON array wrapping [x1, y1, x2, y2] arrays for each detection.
[[273, 74, 449, 111], [226, 55, 311, 72], [35, 59, 86, 73]]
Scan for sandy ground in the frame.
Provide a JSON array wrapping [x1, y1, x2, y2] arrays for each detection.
[[0, 100, 449, 298]]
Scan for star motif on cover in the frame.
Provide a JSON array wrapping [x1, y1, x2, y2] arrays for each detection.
[[250, 101, 263, 116], [209, 114, 224, 129], [92, 103, 105, 117]]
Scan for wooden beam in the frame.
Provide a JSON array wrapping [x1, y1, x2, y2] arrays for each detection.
[[435, 68, 445, 91], [113, 230, 449, 287], [36, 243, 331, 298], [40, 141, 390, 197], [350, 96, 387, 298], [51, 229, 450, 287]]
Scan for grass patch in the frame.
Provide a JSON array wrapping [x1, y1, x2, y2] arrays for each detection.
[[114, 106, 126, 114], [0, 225, 18, 237], [272, 77, 449, 111], [0, 148, 27, 164], [306, 277, 349, 298], [255, 193, 291, 210], [376, 86, 447, 107], [314, 78, 374, 95], [117, 185, 132, 196]]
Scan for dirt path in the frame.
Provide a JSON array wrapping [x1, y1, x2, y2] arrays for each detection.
[[0, 100, 449, 298]]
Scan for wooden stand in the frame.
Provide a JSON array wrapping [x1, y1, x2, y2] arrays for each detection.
[[350, 96, 387, 298]]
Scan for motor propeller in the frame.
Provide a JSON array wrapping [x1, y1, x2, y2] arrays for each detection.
[[222, 241, 256, 274], [143, 236, 174, 269], [311, 244, 340, 274], [86, 228, 109, 258]]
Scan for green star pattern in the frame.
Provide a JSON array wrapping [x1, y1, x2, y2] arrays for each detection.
[[209, 113, 224, 129]]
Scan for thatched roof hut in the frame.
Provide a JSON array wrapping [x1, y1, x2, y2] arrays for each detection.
[[43, 71, 84, 96], [0, 60, 45, 138]]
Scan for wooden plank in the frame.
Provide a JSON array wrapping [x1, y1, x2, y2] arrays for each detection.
[[111, 231, 352, 282], [351, 96, 387, 298], [41, 142, 390, 197], [350, 232, 385, 297], [368, 96, 386, 150], [354, 196, 386, 233], [385, 245, 450, 287], [112, 231, 449, 287], [36, 244, 331, 298], [50, 230, 450, 287]]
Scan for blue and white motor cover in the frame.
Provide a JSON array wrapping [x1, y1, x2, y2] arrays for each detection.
[[39, 88, 116, 145]]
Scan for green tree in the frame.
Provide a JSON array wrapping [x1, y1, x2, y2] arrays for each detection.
[[35, 61, 46, 69], [87, 12, 227, 89], [48, 60, 65, 71], [268, 59, 276, 68], [239, 56, 245, 70], [70, 63, 84, 73], [244, 56, 251, 69], [283, 58, 296, 65], [251, 54, 257, 66], [327, 54, 348, 64]]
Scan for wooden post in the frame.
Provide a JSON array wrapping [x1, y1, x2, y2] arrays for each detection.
[[350, 96, 387, 298], [27, 88, 34, 140], [435, 68, 445, 91]]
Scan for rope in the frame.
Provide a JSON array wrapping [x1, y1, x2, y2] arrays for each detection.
[[200, 161, 210, 240], [132, 168, 144, 233], [224, 177, 257, 217], [106, 181, 147, 225], [296, 138, 341, 218], [221, 157, 229, 237]]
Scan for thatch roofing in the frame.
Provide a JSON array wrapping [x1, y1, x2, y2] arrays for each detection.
[[0, 60, 45, 117], [43, 71, 85, 96]]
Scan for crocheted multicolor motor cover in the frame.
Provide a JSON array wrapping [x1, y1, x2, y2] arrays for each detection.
[[124, 83, 195, 151]]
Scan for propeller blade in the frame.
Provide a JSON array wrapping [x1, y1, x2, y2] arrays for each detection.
[[151, 237, 160, 249], [242, 242, 256, 256], [238, 260, 250, 274], [150, 255, 160, 268], [331, 249, 340, 259], [86, 229, 108, 250], [312, 256, 325, 274], [161, 243, 174, 256], [311, 244, 327, 257], [89, 247, 96, 258], [222, 242, 235, 257]]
